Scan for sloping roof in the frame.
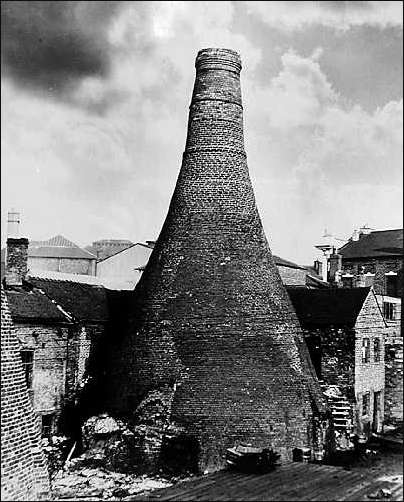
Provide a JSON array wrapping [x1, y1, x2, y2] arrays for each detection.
[[28, 270, 103, 284], [30, 235, 77, 247], [272, 255, 305, 270], [338, 229, 403, 259], [97, 242, 154, 264], [28, 277, 109, 322], [287, 287, 371, 326], [5, 288, 70, 323], [29, 235, 97, 260]]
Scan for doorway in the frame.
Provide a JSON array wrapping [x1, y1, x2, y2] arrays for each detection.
[[372, 391, 382, 433]]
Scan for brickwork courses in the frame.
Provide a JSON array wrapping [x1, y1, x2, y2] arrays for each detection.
[[1, 287, 50, 501], [104, 48, 331, 473]]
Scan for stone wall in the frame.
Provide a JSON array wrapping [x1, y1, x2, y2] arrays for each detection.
[[354, 291, 386, 436], [1, 288, 50, 500], [384, 332, 403, 425], [104, 48, 330, 473]]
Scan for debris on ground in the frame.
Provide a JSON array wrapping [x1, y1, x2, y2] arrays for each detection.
[[52, 466, 173, 501], [367, 487, 392, 499]]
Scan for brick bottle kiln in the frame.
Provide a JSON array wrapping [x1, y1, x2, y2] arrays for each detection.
[[1, 288, 50, 500], [106, 48, 330, 471]]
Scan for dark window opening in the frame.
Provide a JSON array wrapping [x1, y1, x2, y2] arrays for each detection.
[[362, 393, 370, 416], [374, 338, 381, 362], [362, 338, 370, 363], [342, 276, 353, 288], [386, 275, 398, 297], [383, 302, 395, 321], [20, 350, 34, 389], [41, 414, 54, 438]]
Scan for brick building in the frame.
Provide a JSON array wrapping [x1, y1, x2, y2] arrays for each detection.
[[1, 287, 50, 500], [3, 234, 111, 439], [288, 287, 387, 447], [103, 48, 331, 473]]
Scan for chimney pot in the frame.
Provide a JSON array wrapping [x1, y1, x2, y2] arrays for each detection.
[[7, 210, 21, 239]]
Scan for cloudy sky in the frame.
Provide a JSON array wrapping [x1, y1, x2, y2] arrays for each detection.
[[1, 1, 403, 264]]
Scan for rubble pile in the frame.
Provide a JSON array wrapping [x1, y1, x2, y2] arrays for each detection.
[[52, 466, 172, 501]]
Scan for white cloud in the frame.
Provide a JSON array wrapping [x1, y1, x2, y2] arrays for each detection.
[[243, 48, 402, 261], [1, 1, 402, 264], [245, 1, 403, 31]]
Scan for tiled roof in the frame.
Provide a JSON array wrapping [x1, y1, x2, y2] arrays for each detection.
[[5, 288, 70, 323], [28, 270, 103, 284], [28, 247, 97, 259], [287, 287, 371, 326], [29, 235, 97, 260], [28, 277, 109, 322], [338, 229, 403, 259], [30, 235, 77, 247], [272, 255, 305, 270]]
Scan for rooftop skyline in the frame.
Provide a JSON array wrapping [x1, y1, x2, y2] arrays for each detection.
[[1, 1, 403, 263]]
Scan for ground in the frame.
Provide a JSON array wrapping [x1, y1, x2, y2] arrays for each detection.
[[51, 443, 402, 501]]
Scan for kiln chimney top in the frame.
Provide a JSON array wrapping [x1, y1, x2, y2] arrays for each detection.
[[196, 48, 242, 73]]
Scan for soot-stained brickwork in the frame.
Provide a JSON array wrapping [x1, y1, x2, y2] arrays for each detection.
[[1, 288, 50, 501], [105, 48, 329, 472]]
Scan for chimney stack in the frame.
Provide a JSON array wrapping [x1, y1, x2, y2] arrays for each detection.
[[328, 251, 342, 283], [5, 211, 28, 286], [105, 48, 329, 472], [313, 259, 323, 278]]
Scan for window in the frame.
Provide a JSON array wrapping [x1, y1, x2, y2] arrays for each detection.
[[41, 414, 54, 438], [362, 338, 370, 363], [374, 338, 381, 362], [362, 393, 370, 416], [383, 302, 395, 321], [386, 275, 398, 297], [20, 350, 34, 389], [342, 276, 353, 288]]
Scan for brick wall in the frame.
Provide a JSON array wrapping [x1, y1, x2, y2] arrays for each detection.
[[14, 323, 70, 421], [6, 238, 28, 285], [104, 48, 329, 472], [1, 288, 50, 500], [341, 257, 403, 296], [12, 319, 104, 437]]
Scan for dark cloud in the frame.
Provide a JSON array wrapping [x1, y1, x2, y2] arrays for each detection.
[[1, 1, 123, 97]]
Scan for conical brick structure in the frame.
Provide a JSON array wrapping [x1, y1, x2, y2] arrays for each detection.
[[1, 288, 50, 500], [106, 48, 329, 471]]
